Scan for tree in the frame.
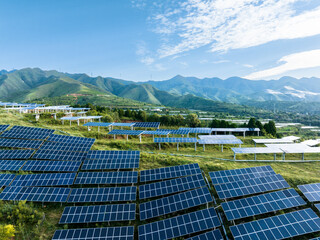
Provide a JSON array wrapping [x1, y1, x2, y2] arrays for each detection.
[[124, 109, 132, 118], [247, 118, 256, 128], [0, 224, 15, 240], [185, 114, 201, 127], [264, 120, 277, 137]]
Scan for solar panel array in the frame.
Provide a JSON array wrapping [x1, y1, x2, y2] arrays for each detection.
[[0, 160, 25, 171], [33, 150, 87, 161], [0, 150, 34, 159], [0, 138, 43, 149], [209, 165, 276, 185], [86, 150, 140, 160], [140, 163, 201, 182], [232, 147, 283, 154], [47, 134, 95, 144], [133, 122, 160, 128], [0, 174, 15, 187], [198, 134, 237, 139], [156, 129, 190, 135], [0, 126, 54, 140], [112, 123, 135, 127], [22, 160, 81, 172], [138, 207, 221, 240], [52, 226, 134, 240], [83, 122, 112, 127], [141, 130, 170, 135], [185, 229, 224, 240], [75, 171, 138, 185], [40, 141, 92, 152], [198, 139, 243, 145], [59, 204, 136, 224], [179, 127, 212, 134], [139, 187, 213, 220], [230, 208, 320, 240], [214, 174, 290, 199], [108, 129, 144, 135], [298, 183, 320, 202], [67, 186, 137, 203], [222, 188, 306, 221], [0, 124, 9, 132], [139, 174, 206, 199], [10, 173, 76, 187], [154, 137, 198, 143], [82, 159, 139, 170]]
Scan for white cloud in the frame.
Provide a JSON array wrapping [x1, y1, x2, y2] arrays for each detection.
[[243, 64, 254, 68], [152, 0, 320, 58], [245, 49, 320, 79], [141, 57, 155, 65]]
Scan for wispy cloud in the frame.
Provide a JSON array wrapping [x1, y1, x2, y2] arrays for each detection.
[[245, 49, 320, 79], [151, 0, 320, 58], [136, 41, 155, 65]]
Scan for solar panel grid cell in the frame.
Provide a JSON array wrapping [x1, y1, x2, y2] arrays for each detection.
[[185, 229, 224, 240], [298, 183, 320, 202], [40, 141, 93, 152], [140, 163, 201, 182], [0, 174, 16, 187], [33, 150, 87, 161], [10, 173, 76, 187], [230, 208, 320, 240], [22, 160, 81, 172], [139, 174, 206, 199], [154, 137, 198, 143], [139, 187, 213, 220], [0, 150, 34, 159], [222, 188, 306, 221], [0, 160, 25, 171], [74, 171, 138, 185]]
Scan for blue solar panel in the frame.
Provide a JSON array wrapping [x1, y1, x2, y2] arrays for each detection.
[[52, 226, 134, 240], [140, 163, 201, 182], [67, 186, 137, 203], [157, 129, 190, 135], [108, 129, 144, 135], [139, 187, 213, 220], [59, 203, 136, 224], [47, 134, 95, 144], [0, 138, 43, 149], [298, 183, 320, 202], [0, 160, 25, 171], [0, 125, 9, 132], [82, 159, 139, 170], [222, 188, 306, 221], [198, 139, 243, 144], [86, 150, 140, 160], [0, 186, 22, 200], [40, 141, 93, 152], [10, 173, 76, 187], [33, 150, 86, 161], [142, 130, 170, 135], [0, 131, 53, 140], [185, 229, 224, 240], [179, 127, 212, 134], [0, 150, 34, 159], [75, 171, 138, 185], [83, 122, 112, 127], [214, 174, 290, 199], [134, 122, 160, 128], [112, 122, 135, 127], [138, 207, 221, 240], [22, 160, 81, 172], [9, 126, 54, 133], [316, 204, 320, 213], [139, 174, 206, 199], [230, 208, 320, 240], [0, 174, 15, 187], [209, 165, 276, 185], [154, 137, 198, 143]]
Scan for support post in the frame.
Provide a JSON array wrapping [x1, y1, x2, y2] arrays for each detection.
[[221, 144, 223, 152], [139, 135, 141, 143], [203, 144, 205, 151], [177, 143, 179, 151], [195, 143, 197, 151], [126, 135, 128, 141], [254, 153, 256, 160], [274, 153, 276, 161], [159, 143, 161, 150]]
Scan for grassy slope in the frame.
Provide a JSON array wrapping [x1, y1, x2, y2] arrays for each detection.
[[0, 111, 320, 239]]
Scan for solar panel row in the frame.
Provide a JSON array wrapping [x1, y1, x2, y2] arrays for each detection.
[[298, 183, 320, 202], [0, 160, 26, 171], [108, 129, 144, 135], [22, 160, 81, 172], [40, 141, 93, 152], [0, 150, 34, 159], [156, 129, 190, 135], [134, 122, 160, 128], [10, 173, 76, 187], [0, 138, 43, 149], [154, 137, 198, 143], [0, 131, 52, 140], [86, 150, 140, 160], [179, 127, 212, 134], [74, 171, 138, 185], [33, 150, 87, 161], [185, 229, 224, 240], [47, 134, 95, 144], [81, 159, 139, 170], [198, 139, 243, 145]]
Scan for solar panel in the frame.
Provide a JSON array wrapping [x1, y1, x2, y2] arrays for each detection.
[[198, 139, 243, 144], [83, 122, 112, 127], [140, 163, 201, 182], [86, 150, 140, 160], [0, 160, 25, 171], [232, 147, 283, 154], [67, 186, 137, 203], [59, 203, 136, 224], [108, 129, 144, 135], [253, 139, 294, 144], [134, 122, 160, 128], [154, 137, 198, 143], [10, 173, 76, 187], [0, 174, 15, 187], [198, 134, 237, 139], [139, 187, 213, 220], [8, 126, 54, 133], [0, 150, 34, 159], [40, 141, 93, 152], [142, 130, 171, 135], [209, 165, 276, 185], [74, 171, 138, 185], [22, 160, 81, 172], [185, 229, 224, 240], [139, 174, 206, 199], [316, 203, 320, 212], [298, 183, 320, 202], [82, 158, 139, 170], [47, 134, 95, 144], [0, 138, 43, 149], [222, 188, 306, 221], [52, 226, 134, 240], [179, 128, 212, 134], [138, 207, 221, 240], [156, 129, 190, 135], [112, 122, 136, 127], [33, 150, 86, 161], [230, 208, 320, 240], [0, 131, 53, 140], [0, 125, 9, 132], [214, 174, 290, 199]]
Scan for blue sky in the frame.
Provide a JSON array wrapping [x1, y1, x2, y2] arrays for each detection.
[[1, 0, 320, 81]]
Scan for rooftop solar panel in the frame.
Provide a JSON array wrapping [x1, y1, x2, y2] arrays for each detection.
[[47, 134, 95, 144], [0, 160, 25, 171], [179, 127, 212, 134], [81, 158, 139, 170], [22, 160, 81, 172], [59, 203, 136, 224], [154, 137, 198, 143], [74, 171, 138, 185], [40, 141, 93, 152], [134, 122, 160, 128], [230, 208, 320, 240], [138, 207, 221, 240], [33, 150, 87, 161], [52, 226, 134, 240], [214, 174, 290, 199], [0, 174, 15, 187], [0, 125, 9, 132], [142, 130, 170, 135], [140, 163, 201, 182], [298, 183, 320, 202], [83, 122, 112, 127], [209, 165, 276, 185], [185, 229, 224, 240], [222, 188, 306, 221], [86, 150, 140, 160], [67, 186, 137, 203], [0, 150, 34, 159], [108, 129, 144, 135], [198, 139, 243, 144], [10, 173, 76, 187], [139, 174, 206, 199], [139, 187, 213, 220], [0, 138, 43, 149]]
